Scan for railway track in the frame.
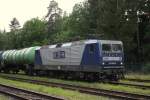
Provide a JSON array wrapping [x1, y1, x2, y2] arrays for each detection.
[[0, 83, 65, 100], [0, 75, 150, 100], [109, 81, 150, 89], [125, 78, 150, 83]]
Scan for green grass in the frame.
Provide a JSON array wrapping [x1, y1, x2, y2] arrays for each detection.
[[0, 73, 150, 96], [0, 94, 9, 100], [125, 73, 150, 80], [0, 77, 112, 100]]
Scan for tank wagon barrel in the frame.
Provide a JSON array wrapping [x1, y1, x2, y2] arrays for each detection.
[[5, 46, 39, 65], [7, 50, 16, 63], [23, 47, 39, 64]]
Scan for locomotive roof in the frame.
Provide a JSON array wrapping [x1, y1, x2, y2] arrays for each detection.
[[40, 39, 123, 49], [99, 40, 123, 44]]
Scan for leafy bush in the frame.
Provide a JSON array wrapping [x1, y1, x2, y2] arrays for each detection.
[[142, 63, 150, 73]]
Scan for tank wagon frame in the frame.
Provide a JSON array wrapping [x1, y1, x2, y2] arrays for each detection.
[[0, 40, 124, 81]]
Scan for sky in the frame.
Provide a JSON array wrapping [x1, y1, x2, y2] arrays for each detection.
[[0, 0, 84, 31]]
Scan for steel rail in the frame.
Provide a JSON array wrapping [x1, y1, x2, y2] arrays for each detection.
[[0, 83, 65, 100], [109, 81, 150, 89], [124, 78, 150, 83]]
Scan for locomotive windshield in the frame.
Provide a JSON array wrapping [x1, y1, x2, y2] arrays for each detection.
[[102, 44, 111, 51], [102, 44, 122, 52], [112, 44, 122, 52]]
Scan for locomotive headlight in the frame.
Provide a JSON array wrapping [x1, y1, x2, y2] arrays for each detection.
[[102, 62, 105, 65], [120, 62, 123, 65]]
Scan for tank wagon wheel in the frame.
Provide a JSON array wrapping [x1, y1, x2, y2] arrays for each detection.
[[25, 64, 34, 76]]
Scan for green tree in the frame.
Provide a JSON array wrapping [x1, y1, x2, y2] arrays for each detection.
[[0, 31, 5, 50], [20, 18, 47, 47], [45, 0, 63, 39], [9, 17, 20, 32], [63, 2, 91, 40]]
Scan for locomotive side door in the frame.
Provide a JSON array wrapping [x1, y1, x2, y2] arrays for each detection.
[[81, 43, 100, 72]]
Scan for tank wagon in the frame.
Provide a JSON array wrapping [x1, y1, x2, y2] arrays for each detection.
[[0, 46, 39, 74], [0, 40, 124, 81]]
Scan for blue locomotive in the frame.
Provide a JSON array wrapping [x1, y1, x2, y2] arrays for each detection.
[[0, 39, 124, 81]]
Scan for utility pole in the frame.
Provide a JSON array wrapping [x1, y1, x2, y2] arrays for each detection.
[[124, 11, 149, 67], [137, 11, 150, 63]]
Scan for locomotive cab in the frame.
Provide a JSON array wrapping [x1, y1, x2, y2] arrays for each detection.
[[100, 40, 124, 79], [101, 41, 123, 67]]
